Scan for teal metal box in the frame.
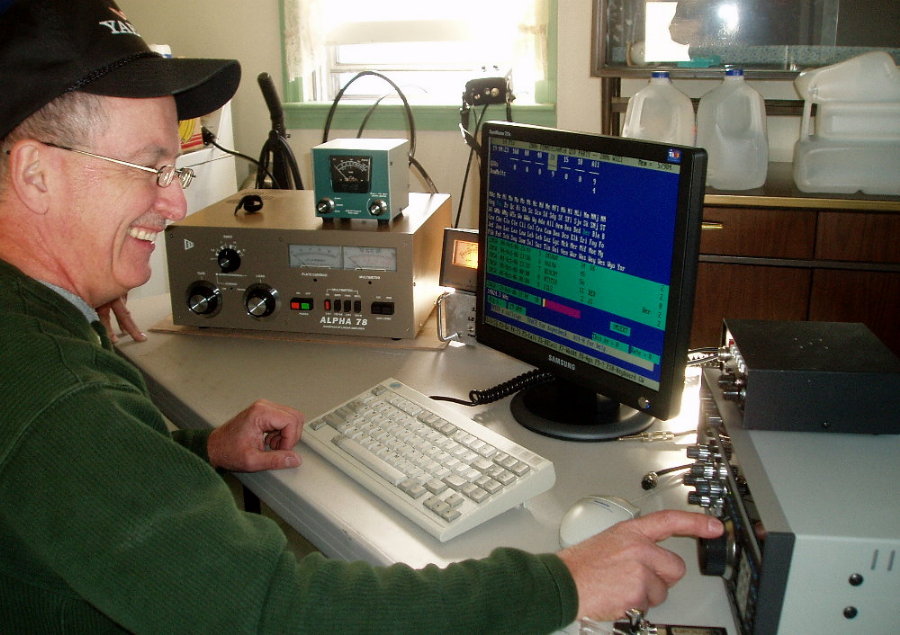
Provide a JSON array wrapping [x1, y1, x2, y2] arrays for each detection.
[[313, 138, 409, 221]]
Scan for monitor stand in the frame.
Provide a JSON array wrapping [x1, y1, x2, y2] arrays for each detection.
[[510, 378, 653, 441]]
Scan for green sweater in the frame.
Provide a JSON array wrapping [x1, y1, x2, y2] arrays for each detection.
[[0, 259, 578, 633]]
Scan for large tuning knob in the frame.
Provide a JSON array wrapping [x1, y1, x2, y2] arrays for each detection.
[[244, 284, 278, 318], [186, 281, 221, 316], [698, 518, 736, 577]]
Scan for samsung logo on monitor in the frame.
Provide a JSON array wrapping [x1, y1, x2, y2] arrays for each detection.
[[548, 355, 575, 371]]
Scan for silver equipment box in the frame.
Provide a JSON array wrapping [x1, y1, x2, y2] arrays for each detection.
[[690, 368, 900, 634], [165, 190, 450, 339]]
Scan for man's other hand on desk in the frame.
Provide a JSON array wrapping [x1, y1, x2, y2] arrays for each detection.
[[208, 400, 304, 472], [558, 510, 723, 622]]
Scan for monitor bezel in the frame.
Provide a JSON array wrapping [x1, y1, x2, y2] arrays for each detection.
[[475, 121, 707, 422]]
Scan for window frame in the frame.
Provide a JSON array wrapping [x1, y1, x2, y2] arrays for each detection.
[[279, 0, 559, 132]]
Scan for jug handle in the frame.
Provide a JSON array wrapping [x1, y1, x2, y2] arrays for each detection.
[[799, 100, 813, 139]]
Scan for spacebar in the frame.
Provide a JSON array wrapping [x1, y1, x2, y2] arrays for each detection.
[[331, 434, 406, 486]]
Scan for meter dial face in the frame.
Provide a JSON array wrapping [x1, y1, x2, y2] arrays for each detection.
[[452, 238, 479, 270], [342, 246, 397, 271], [329, 155, 371, 193], [289, 244, 342, 269]]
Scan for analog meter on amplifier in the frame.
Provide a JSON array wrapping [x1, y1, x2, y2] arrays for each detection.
[[313, 138, 409, 221]]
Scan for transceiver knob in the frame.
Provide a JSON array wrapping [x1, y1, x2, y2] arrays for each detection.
[[217, 247, 241, 273], [698, 518, 736, 577], [244, 284, 277, 318], [692, 479, 727, 497], [186, 281, 220, 316], [687, 444, 714, 461], [690, 463, 728, 480]]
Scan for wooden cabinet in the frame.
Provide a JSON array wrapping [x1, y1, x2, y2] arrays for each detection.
[[689, 168, 900, 356]]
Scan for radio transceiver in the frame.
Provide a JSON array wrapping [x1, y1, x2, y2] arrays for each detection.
[[164, 190, 450, 339], [683, 321, 900, 633]]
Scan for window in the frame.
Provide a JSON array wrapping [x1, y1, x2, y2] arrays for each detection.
[[283, 0, 552, 107]]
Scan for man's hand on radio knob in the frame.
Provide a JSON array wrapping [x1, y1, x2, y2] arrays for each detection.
[[558, 510, 723, 621], [208, 399, 304, 472]]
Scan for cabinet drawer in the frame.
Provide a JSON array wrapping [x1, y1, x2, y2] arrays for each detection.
[[815, 212, 900, 263], [701, 207, 816, 258]]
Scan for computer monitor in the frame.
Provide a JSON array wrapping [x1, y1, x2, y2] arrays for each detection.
[[475, 122, 707, 441]]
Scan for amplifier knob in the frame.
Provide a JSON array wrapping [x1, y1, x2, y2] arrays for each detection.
[[217, 247, 242, 273], [244, 284, 277, 318], [186, 282, 221, 316], [698, 518, 736, 577]]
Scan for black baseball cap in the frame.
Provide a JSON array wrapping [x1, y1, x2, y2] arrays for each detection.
[[0, 0, 241, 140]]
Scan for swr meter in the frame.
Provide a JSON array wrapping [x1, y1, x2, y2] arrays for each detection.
[[313, 138, 409, 221]]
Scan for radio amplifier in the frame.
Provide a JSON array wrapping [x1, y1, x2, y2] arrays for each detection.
[[164, 190, 450, 339]]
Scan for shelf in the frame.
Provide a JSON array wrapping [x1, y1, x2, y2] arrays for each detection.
[[703, 163, 900, 212]]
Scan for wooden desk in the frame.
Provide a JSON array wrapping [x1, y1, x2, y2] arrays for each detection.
[[118, 294, 737, 633]]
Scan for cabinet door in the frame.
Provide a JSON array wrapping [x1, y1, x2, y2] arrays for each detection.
[[690, 263, 811, 348], [810, 269, 900, 356]]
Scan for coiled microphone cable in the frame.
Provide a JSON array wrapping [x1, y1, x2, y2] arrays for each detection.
[[430, 369, 554, 406]]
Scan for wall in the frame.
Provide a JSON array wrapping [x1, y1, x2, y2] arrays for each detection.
[[121, 0, 803, 229]]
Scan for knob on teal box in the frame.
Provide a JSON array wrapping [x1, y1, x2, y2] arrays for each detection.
[[312, 138, 409, 221]]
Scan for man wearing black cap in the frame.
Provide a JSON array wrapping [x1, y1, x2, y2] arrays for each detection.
[[0, 1, 722, 632]]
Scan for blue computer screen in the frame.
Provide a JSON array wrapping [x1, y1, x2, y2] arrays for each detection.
[[482, 136, 685, 391]]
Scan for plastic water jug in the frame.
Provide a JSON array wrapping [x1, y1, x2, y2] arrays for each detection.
[[622, 71, 695, 146], [793, 52, 900, 195], [696, 69, 768, 190]]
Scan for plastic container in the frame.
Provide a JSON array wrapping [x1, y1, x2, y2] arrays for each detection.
[[793, 52, 900, 195], [696, 69, 768, 190], [622, 71, 695, 146]]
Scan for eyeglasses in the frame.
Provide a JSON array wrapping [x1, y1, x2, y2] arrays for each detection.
[[39, 141, 195, 189]]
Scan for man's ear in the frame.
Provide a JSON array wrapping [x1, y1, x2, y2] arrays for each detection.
[[7, 140, 51, 214]]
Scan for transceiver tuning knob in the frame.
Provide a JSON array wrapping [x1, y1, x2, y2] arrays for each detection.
[[698, 518, 736, 577]]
